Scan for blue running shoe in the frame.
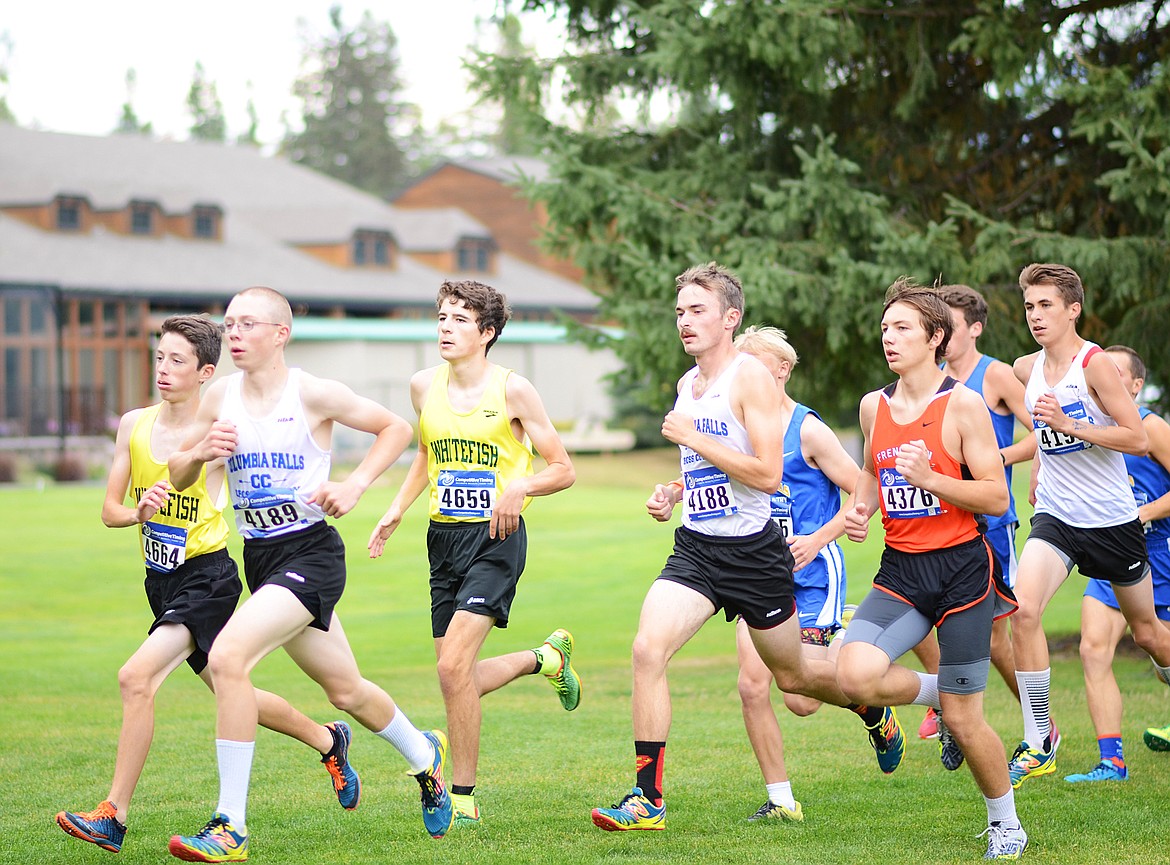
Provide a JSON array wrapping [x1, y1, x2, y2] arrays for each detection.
[[413, 730, 453, 839], [1064, 759, 1127, 783], [56, 800, 126, 853], [981, 822, 1028, 860], [937, 711, 965, 771], [168, 812, 248, 862], [866, 706, 905, 774], [591, 787, 666, 831], [322, 721, 361, 810]]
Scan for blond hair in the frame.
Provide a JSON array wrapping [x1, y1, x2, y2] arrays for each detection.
[[735, 325, 798, 368]]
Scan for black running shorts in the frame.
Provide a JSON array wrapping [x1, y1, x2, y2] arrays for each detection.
[[144, 547, 240, 674], [242, 521, 346, 631], [1027, 513, 1149, 586], [428, 518, 527, 638], [657, 521, 796, 630]]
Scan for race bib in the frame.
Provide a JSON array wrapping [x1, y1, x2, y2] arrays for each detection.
[[235, 487, 307, 535], [683, 466, 738, 521], [436, 469, 497, 518], [1034, 400, 1093, 454], [770, 484, 794, 539], [878, 468, 940, 519], [142, 521, 187, 573]]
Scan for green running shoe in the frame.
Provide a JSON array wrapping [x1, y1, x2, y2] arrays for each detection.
[[539, 628, 581, 711]]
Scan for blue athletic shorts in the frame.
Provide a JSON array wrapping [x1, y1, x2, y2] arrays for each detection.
[[793, 542, 846, 632], [984, 521, 1018, 590]]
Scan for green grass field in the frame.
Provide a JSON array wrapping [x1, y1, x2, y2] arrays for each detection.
[[3, 449, 1168, 865]]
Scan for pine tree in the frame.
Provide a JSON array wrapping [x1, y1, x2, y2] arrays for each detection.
[[114, 68, 152, 136], [283, 5, 413, 199], [187, 62, 227, 142], [474, 1, 1170, 418]]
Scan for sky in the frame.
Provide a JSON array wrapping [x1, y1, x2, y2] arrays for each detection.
[[1, 1, 564, 145]]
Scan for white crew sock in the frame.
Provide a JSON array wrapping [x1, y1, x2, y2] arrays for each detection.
[[766, 780, 797, 810], [985, 787, 1020, 829], [375, 708, 435, 774], [912, 671, 940, 709], [214, 739, 255, 829]]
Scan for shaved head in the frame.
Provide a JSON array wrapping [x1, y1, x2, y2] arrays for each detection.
[[233, 286, 292, 327]]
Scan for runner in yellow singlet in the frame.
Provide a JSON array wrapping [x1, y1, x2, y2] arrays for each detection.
[[369, 279, 578, 827]]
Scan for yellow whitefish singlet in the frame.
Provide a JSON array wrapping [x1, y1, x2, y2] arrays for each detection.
[[420, 363, 534, 523], [128, 403, 229, 573]]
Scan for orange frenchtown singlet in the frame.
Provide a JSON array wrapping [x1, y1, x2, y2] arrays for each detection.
[[871, 377, 980, 554]]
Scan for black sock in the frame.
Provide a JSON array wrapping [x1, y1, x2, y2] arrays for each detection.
[[634, 740, 666, 804], [322, 725, 341, 760], [451, 785, 475, 797], [848, 703, 886, 727]]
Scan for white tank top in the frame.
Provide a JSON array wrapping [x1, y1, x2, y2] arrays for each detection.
[[675, 353, 771, 536], [1025, 341, 1136, 528], [221, 369, 331, 539]]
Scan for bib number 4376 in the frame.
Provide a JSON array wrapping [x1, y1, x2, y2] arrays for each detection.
[[879, 468, 940, 519]]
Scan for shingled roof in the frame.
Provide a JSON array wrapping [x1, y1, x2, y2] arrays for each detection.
[[0, 124, 597, 314]]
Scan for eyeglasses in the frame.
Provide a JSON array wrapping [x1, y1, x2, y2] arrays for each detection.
[[223, 319, 282, 333]]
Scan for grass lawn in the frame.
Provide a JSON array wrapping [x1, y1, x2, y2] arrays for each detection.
[[2, 448, 1168, 865]]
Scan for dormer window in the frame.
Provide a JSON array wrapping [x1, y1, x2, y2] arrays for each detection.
[[352, 230, 394, 268], [130, 202, 154, 235], [457, 238, 494, 273], [56, 196, 84, 231], [193, 205, 221, 239]]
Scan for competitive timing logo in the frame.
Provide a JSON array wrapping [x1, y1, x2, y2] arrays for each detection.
[[438, 471, 456, 486], [880, 469, 902, 487]]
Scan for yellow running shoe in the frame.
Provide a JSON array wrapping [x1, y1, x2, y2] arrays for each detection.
[[1008, 739, 1057, 789], [168, 813, 248, 862], [452, 792, 481, 827], [1144, 723, 1170, 751], [747, 800, 804, 822]]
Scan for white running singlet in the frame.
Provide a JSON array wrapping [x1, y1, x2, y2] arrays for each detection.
[[675, 353, 771, 536], [1025, 341, 1136, 528], [221, 369, 331, 539]]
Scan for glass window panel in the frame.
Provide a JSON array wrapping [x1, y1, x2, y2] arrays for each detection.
[[57, 199, 81, 229], [131, 206, 153, 234], [29, 295, 48, 334], [4, 297, 21, 335], [103, 302, 120, 337]]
